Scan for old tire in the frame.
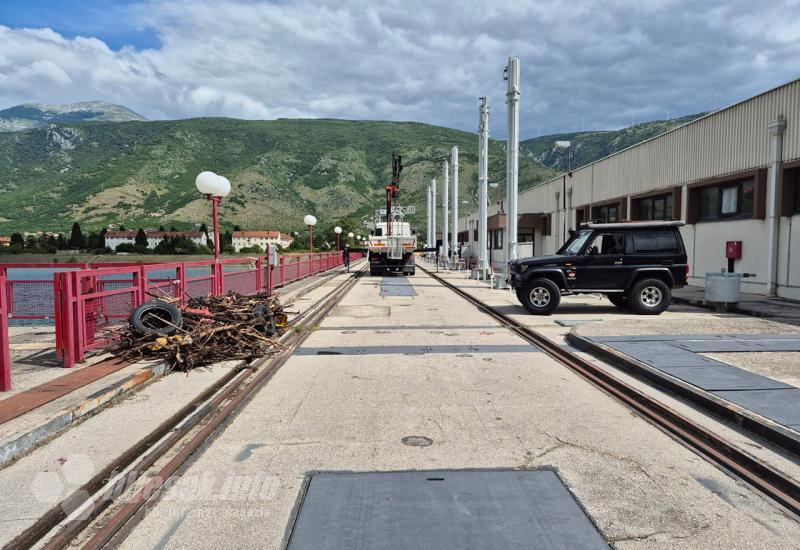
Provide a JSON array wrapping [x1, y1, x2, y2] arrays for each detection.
[[628, 279, 670, 315], [519, 278, 561, 315], [130, 300, 183, 336], [607, 294, 629, 309]]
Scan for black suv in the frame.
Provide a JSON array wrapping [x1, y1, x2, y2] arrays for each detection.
[[509, 221, 688, 315]]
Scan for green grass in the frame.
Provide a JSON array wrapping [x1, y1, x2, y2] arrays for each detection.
[[0, 118, 558, 236], [521, 113, 706, 172]]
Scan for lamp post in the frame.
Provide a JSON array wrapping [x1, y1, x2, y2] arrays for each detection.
[[195, 171, 231, 262], [304, 215, 317, 258], [334, 226, 342, 251], [555, 140, 572, 242]]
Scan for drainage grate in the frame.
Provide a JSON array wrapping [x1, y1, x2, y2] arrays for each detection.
[[286, 469, 606, 549]]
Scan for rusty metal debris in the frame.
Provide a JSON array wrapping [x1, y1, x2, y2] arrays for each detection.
[[114, 293, 290, 371]]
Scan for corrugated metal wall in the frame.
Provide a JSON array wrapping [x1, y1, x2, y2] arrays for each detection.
[[517, 79, 800, 211]]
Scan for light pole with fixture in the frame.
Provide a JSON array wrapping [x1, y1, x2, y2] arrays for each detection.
[[334, 226, 342, 251], [304, 215, 317, 258], [555, 140, 572, 242], [195, 171, 231, 294]]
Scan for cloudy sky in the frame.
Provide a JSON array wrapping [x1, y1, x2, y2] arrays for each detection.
[[0, 0, 798, 138]]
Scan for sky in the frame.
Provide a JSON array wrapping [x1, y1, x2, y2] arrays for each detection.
[[0, 0, 799, 139]]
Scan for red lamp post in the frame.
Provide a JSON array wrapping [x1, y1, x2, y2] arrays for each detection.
[[196, 171, 231, 294], [334, 226, 342, 252], [304, 214, 317, 261]]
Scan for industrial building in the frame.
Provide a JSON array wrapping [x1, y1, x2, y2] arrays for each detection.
[[459, 78, 800, 299]]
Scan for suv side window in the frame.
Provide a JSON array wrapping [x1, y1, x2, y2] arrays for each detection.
[[586, 231, 624, 255], [630, 230, 680, 253]]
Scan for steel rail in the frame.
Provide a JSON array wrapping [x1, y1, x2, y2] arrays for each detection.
[[78, 267, 363, 549], [5, 265, 363, 550], [420, 265, 800, 518]]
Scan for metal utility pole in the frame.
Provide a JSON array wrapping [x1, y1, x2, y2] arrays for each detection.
[[478, 97, 489, 276], [504, 56, 520, 270], [426, 183, 432, 249], [442, 160, 450, 261], [431, 177, 437, 258], [450, 146, 459, 267]]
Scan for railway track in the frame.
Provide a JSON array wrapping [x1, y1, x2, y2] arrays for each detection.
[[6, 265, 364, 550], [419, 264, 800, 519]]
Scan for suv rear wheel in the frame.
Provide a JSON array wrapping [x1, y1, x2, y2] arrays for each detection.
[[628, 278, 670, 315], [519, 278, 561, 315]]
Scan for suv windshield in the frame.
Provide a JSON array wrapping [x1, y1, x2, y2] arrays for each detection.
[[562, 230, 592, 255]]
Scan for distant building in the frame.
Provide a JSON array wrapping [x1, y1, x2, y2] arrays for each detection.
[[105, 230, 208, 250], [0, 237, 10, 247], [231, 231, 294, 252]]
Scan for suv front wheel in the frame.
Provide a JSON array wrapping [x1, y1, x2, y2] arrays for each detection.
[[519, 278, 561, 315], [628, 278, 670, 315]]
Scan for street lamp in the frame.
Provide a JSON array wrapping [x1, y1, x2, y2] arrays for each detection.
[[555, 141, 572, 240], [334, 226, 342, 251], [195, 171, 231, 263], [304, 215, 317, 257]]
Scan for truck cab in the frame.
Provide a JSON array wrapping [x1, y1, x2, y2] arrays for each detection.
[[366, 221, 417, 276]]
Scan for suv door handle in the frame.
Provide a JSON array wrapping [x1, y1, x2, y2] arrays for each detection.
[[613, 258, 623, 265]]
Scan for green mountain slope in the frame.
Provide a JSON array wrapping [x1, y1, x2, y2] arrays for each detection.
[[0, 101, 147, 132], [0, 118, 557, 234], [522, 113, 706, 171]]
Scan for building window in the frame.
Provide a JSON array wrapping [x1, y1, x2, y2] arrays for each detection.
[[473, 229, 479, 241], [518, 231, 534, 243], [493, 229, 503, 249], [576, 207, 586, 225], [633, 193, 673, 220], [790, 168, 800, 214], [594, 203, 619, 222], [698, 178, 755, 220]]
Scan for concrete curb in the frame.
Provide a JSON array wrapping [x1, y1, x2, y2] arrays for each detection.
[[671, 295, 797, 319], [0, 361, 167, 468], [566, 330, 800, 457]]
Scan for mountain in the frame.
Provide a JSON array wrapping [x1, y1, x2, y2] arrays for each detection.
[[0, 101, 147, 132], [0, 118, 557, 234], [521, 113, 706, 171]]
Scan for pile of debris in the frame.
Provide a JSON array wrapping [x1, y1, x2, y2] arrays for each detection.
[[114, 292, 291, 371]]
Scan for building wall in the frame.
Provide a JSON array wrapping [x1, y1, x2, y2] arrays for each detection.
[[458, 79, 800, 299]]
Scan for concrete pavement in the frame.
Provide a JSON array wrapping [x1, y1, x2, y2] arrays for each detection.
[[120, 269, 800, 549]]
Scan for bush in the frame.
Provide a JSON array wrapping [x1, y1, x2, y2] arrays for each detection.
[[238, 245, 263, 254], [196, 245, 213, 255]]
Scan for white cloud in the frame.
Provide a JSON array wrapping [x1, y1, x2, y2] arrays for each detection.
[[0, 0, 798, 136]]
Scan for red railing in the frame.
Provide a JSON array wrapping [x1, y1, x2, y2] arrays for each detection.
[[0, 272, 10, 391], [54, 251, 348, 368]]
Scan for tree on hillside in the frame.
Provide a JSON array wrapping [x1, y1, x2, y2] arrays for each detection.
[[135, 228, 148, 247], [68, 222, 85, 250], [86, 231, 105, 250], [56, 234, 66, 250], [199, 223, 208, 235], [170, 225, 177, 232], [159, 225, 166, 232], [10, 233, 24, 249], [119, 225, 126, 231]]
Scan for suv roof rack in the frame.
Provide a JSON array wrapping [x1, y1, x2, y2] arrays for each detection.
[[579, 220, 685, 230]]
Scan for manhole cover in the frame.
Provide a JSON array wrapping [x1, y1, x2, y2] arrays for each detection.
[[287, 469, 607, 549], [401, 436, 433, 447], [376, 330, 391, 334], [341, 330, 356, 334]]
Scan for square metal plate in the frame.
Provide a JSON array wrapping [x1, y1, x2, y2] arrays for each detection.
[[286, 469, 607, 550]]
